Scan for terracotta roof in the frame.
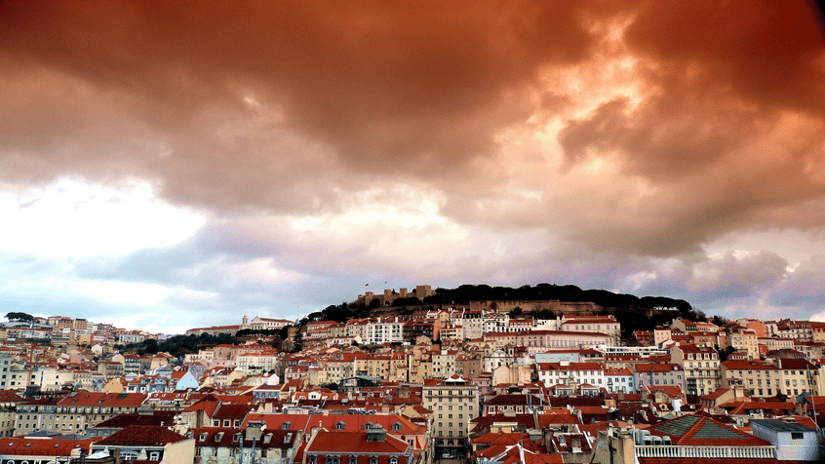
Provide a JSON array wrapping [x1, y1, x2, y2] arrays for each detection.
[[306, 430, 408, 455], [721, 360, 777, 370], [484, 393, 543, 405], [213, 403, 254, 419], [0, 437, 99, 456], [634, 363, 682, 373], [96, 425, 189, 446], [191, 427, 297, 449], [646, 414, 771, 446], [487, 444, 563, 464], [94, 412, 176, 428], [57, 391, 147, 407]]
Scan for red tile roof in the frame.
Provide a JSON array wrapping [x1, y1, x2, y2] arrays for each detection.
[[0, 437, 99, 456], [306, 430, 409, 455], [58, 391, 147, 407], [646, 414, 772, 446], [96, 425, 189, 446], [94, 412, 176, 428]]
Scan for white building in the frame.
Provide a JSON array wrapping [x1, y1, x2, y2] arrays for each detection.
[[751, 419, 819, 461], [604, 368, 635, 393], [536, 361, 605, 388], [365, 317, 405, 344]]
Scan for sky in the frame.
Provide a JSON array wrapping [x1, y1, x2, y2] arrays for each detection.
[[1, 1, 825, 334]]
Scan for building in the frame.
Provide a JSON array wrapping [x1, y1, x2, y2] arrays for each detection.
[[670, 344, 720, 396], [422, 376, 480, 455], [777, 358, 818, 397], [184, 325, 240, 337], [631, 363, 684, 391], [246, 316, 294, 331], [751, 419, 820, 461], [604, 368, 635, 393], [0, 436, 99, 464], [536, 362, 604, 389], [366, 318, 405, 345], [591, 414, 779, 463], [91, 425, 194, 464], [560, 315, 621, 344], [301, 428, 414, 464], [192, 427, 299, 464], [15, 392, 147, 434], [720, 360, 780, 398]]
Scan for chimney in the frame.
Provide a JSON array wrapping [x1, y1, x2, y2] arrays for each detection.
[[366, 425, 387, 442]]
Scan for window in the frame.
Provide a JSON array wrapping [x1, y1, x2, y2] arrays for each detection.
[[349, 457, 357, 464], [336, 422, 346, 430], [791, 432, 804, 440]]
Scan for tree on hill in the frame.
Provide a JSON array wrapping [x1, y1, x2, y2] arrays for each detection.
[[431, 283, 691, 312], [5, 312, 34, 323]]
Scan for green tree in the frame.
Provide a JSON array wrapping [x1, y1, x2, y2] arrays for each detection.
[[142, 338, 159, 355], [291, 331, 304, 353], [5, 312, 34, 323]]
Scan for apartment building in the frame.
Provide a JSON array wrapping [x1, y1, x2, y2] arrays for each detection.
[[777, 358, 818, 397], [670, 344, 720, 396], [727, 329, 759, 359], [560, 315, 621, 344], [366, 318, 405, 345], [15, 392, 147, 435], [422, 376, 479, 453], [720, 360, 780, 398], [536, 362, 605, 388]]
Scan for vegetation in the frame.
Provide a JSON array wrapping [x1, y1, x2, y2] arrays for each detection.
[[432, 283, 691, 311], [5, 312, 35, 323], [117, 332, 239, 358]]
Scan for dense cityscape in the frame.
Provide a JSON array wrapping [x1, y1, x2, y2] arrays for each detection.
[[0, 284, 823, 463], [2, 1, 824, 464]]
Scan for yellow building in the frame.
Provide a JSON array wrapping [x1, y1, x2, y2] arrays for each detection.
[[720, 360, 780, 397]]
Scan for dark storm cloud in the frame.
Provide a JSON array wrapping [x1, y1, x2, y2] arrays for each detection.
[[1, 0, 825, 327]]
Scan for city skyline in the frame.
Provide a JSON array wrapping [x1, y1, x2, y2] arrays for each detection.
[[1, 1, 824, 334]]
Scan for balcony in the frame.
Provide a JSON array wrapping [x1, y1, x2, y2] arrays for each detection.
[[635, 445, 775, 459]]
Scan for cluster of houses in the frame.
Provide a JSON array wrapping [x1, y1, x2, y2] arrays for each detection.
[[0, 306, 824, 463]]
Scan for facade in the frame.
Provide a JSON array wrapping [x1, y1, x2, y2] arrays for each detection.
[[302, 428, 414, 464], [670, 344, 720, 396], [720, 360, 780, 398], [750, 419, 820, 461], [247, 316, 294, 331], [536, 362, 605, 389], [422, 376, 480, 453], [604, 368, 635, 393], [777, 358, 818, 397], [0, 436, 98, 464], [14, 392, 147, 435], [560, 315, 621, 344], [91, 425, 195, 464], [366, 318, 405, 345], [514, 331, 611, 351], [592, 414, 779, 463]]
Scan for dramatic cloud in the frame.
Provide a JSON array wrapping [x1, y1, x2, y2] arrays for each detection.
[[1, 1, 824, 332]]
